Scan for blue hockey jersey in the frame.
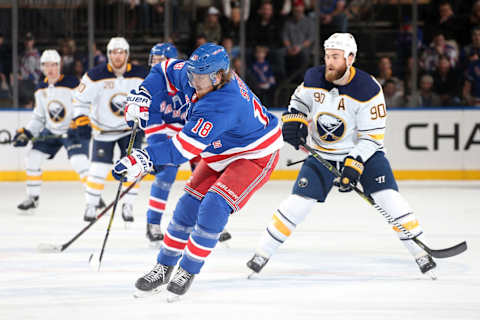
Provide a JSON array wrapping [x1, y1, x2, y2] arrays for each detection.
[[140, 59, 283, 171]]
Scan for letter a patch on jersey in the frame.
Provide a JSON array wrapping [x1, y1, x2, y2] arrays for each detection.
[[338, 98, 345, 111]]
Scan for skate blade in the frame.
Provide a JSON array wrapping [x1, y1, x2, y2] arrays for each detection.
[[37, 243, 62, 253], [426, 270, 438, 280], [220, 242, 230, 249], [17, 208, 36, 216], [124, 221, 133, 229], [133, 287, 163, 299], [148, 241, 162, 249], [247, 272, 259, 280]]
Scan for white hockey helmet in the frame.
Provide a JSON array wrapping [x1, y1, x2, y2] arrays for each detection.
[[40, 49, 61, 64], [107, 37, 129, 55], [324, 33, 357, 63]]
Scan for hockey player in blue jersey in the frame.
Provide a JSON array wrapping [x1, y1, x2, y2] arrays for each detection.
[[246, 33, 438, 280], [114, 43, 283, 298]]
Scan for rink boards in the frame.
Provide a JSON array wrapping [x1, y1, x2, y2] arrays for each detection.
[[0, 108, 479, 181]]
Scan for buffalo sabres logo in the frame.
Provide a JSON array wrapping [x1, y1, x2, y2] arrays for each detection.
[[109, 93, 127, 117], [315, 112, 346, 143], [47, 100, 66, 123]]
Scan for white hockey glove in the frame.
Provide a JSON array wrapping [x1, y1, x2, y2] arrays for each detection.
[[112, 149, 153, 181], [125, 89, 151, 129]]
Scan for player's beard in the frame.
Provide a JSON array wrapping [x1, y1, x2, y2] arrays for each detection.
[[325, 64, 347, 82]]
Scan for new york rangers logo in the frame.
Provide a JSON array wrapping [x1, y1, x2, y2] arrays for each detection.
[[315, 112, 346, 143]]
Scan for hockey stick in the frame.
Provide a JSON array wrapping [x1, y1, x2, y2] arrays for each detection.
[[286, 158, 306, 167], [301, 143, 467, 259], [89, 120, 139, 271], [37, 174, 146, 253]]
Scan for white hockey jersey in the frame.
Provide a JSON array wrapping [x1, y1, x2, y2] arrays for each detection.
[[288, 66, 386, 162], [27, 75, 79, 136], [73, 63, 148, 141]]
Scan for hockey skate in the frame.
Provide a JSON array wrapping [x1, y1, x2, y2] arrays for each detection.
[[246, 253, 269, 279], [96, 197, 106, 210], [121, 203, 134, 222], [146, 223, 163, 247], [415, 254, 437, 280], [17, 196, 39, 215], [219, 230, 232, 242], [134, 263, 174, 298], [83, 204, 97, 222], [166, 266, 195, 302]]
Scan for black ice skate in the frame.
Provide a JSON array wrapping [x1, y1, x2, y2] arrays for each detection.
[[17, 196, 39, 215], [247, 253, 269, 277], [121, 203, 134, 222], [134, 263, 174, 298], [219, 230, 232, 242], [166, 266, 195, 300], [146, 223, 164, 243], [415, 255, 437, 280]]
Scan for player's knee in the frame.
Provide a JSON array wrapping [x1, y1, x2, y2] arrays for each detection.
[[172, 193, 201, 227], [277, 194, 316, 225], [197, 192, 231, 234], [25, 149, 49, 169]]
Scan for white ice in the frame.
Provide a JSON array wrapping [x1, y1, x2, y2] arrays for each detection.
[[1, 180, 479, 320]]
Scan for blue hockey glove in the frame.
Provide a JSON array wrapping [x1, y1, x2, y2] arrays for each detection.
[[125, 89, 150, 129], [336, 156, 364, 193], [112, 149, 153, 181], [281, 110, 309, 150], [13, 128, 33, 147], [67, 115, 91, 140]]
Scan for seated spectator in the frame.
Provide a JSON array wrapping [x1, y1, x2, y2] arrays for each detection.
[[196, 6, 222, 44], [19, 32, 41, 108], [376, 56, 404, 96], [222, 37, 239, 59], [222, 3, 241, 47], [232, 56, 257, 90], [0, 32, 10, 80], [383, 79, 404, 108], [460, 26, 480, 72], [464, 1, 480, 46], [420, 32, 458, 73], [74, 59, 85, 82], [432, 55, 461, 106], [424, 1, 463, 46], [396, 19, 423, 72], [222, 0, 250, 21], [194, 33, 208, 49], [311, 0, 347, 33], [463, 58, 480, 106], [249, 45, 276, 107], [406, 74, 442, 108], [282, 1, 314, 78], [0, 72, 9, 99]]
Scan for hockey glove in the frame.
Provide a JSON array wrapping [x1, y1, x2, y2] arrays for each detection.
[[336, 156, 364, 193], [112, 149, 153, 181], [281, 110, 309, 150], [13, 128, 33, 147], [125, 89, 150, 129], [67, 115, 91, 140]]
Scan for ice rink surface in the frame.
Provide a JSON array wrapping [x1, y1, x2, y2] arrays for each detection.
[[1, 180, 479, 320]]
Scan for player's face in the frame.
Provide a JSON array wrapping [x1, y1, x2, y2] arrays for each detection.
[[324, 49, 347, 82], [150, 55, 166, 67], [187, 72, 214, 96], [42, 62, 60, 80], [109, 49, 128, 69]]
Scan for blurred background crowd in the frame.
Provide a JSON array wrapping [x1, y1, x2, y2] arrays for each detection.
[[1, 0, 480, 109]]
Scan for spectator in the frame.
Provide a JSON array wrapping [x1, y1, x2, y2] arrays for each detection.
[[425, 1, 463, 45], [383, 79, 404, 108], [222, 0, 250, 21], [250, 45, 276, 107], [396, 19, 424, 71], [420, 32, 458, 73], [0, 32, 10, 79], [74, 59, 85, 82], [222, 4, 241, 46], [231, 56, 256, 89], [19, 32, 41, 108], [460, 26, 480, 71], [376, 56, 404, 96], [196, 6, 223, 44], [432, 55, 461, 106], [464, 0, 480, 46], [407, 74, 442, 107], [282, 1, 314, 78], [59, 38, 78, 76], [463, 58, 480, 106], [312, 0, 348, 33], [222, 37, 239, 59], [247, 1, 285, 78], [194, 33, 208, 49]]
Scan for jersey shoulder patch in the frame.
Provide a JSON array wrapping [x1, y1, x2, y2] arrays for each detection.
[[86, 63, 115, 81], [57, 75, 79, 89], [341, 68, 381, 102]]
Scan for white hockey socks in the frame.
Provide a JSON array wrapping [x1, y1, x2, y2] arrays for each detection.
[[85, 162, 110, 206], [25, 149, 49, 197], [255, 194, 316, 258], [371, 189, 428, 257], [69, 154, 89, 185]]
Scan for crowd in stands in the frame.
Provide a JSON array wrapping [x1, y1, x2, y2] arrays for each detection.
[[1, 0, 480, 108]]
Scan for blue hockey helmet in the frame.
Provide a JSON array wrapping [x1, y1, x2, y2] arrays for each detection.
[[149, 42, 178, 66], [186, 43, 230, 86]]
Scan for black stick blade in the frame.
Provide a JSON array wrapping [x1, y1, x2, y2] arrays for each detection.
[[414, 239, 468, 259]]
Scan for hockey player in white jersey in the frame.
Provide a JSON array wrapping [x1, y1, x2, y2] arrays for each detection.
[[247, 33, 437, 279], [69, 37, 148, 222], [13, 49, 89, 214]]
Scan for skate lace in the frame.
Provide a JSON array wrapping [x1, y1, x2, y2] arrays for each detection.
[[252, 255, 267, 266], [144, 264, 167, 283], [171, 268, 192, 287], [122, 203, 133, 217], [416, 255, 430, 267], [149, 224, 162, 235]]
